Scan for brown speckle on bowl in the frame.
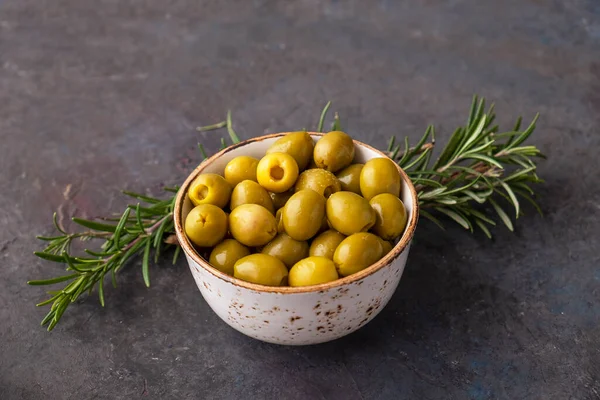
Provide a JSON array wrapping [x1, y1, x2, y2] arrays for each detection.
[[313, 303, 321, 310], [290, 316, 302, 323]]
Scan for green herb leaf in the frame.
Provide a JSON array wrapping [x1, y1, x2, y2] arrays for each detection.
[[435, 207, 471, 230], [226, 110, 241, 144], [28, 274, 79, 286], [196, 121, 226, 132], [98, 275, 105, 307], [317, 101, 331, 132], [34, 251, 65, 263], [489, 198, 514, 231], [142, 238, 151, 288]]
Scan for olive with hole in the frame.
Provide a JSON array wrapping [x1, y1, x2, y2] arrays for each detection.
[[333, 232, 384, 277], [282, 189, 326, 241], [209, 239, 251, 275], [313, 130, 355, 173], [360, 157, 401, 200], [369, 193, 408, 240], [261, 233, 309, 268], [266, 131, 315, 171], [289, 256, 339, 287], [256, 152, 299, 193], [269, 190, 293, 210], [185, 204, 228, 247], [309, 230, 346, 260], [326, 191, 376, 235], [223, 156, 259, 186], [336, 163, 363, 194], [229, 204, 277, 247], [294, 168, 341, 198], [230, 180, 275, 214], [234, 254, 288, 286], [188, 173, 232, 208]]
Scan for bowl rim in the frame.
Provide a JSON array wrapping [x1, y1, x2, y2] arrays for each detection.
[[174, 132, 419, 294]]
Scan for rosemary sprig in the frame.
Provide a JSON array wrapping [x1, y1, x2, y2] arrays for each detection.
[[380, 96, 544, 237], [29, 190, 178, 330], [29, 97, 545, 330]]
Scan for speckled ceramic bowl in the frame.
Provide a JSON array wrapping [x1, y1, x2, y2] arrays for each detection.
[[174, 132, 419, 345]]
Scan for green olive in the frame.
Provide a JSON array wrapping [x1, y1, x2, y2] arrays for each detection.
[[333, 232, 383, 277], [188, 173, 232, 208], [229, 204, 277, 247], [369, 193, 408, 240], [185, 204, 228, 247], [294, 168, 341, 198], [209, 239, 251, 275], [378, 237, 394, 256], [234, 254, 288, 286], [223, 156, 259, 186], [261, 233, 309, 268], [336, 164, 363, 194], [256, 152, 299, 193], [230, 180, 274, 214], [266, 131, 315, 171], [282, 189, 326, 241], [309, 230, 346, 260], [269, 190, 293, 210], [289, 256, 339, 287], [360, 158, 401, 200], [313, 131, 355, 172], [326, 191, 376, 235]]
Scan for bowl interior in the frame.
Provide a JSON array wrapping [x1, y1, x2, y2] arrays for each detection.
[[176, 133, 419, 292]]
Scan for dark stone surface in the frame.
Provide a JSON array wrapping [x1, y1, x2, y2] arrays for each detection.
[[1, 0, 599, 399]]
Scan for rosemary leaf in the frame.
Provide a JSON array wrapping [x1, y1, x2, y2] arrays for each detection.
[[419, 209, 445, 231], [489, 198, 514, 231], [172, 245, 182, 265], [142, 238, 151, 288], [435, 207, 471, 230], [34, 251, 66, 263], [226, 110, 241, 144], [317, 101, 331, 132], [71, 218, 117, 233], [475, 219, 492, 239], [113, 208, 131, 249], [28, 274, 79, 286], [98, 274, 105, 307]]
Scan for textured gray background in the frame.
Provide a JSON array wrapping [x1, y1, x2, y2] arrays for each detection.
[[1, 1, 599, 399]]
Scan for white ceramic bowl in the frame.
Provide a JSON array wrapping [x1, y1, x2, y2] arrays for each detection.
[[174, 133, 419, 345]]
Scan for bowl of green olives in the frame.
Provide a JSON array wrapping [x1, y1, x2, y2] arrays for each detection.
[[174, 130, 418, 345]]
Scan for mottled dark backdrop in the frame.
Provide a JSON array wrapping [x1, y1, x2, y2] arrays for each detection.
[[1, 1, 599, 399]]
